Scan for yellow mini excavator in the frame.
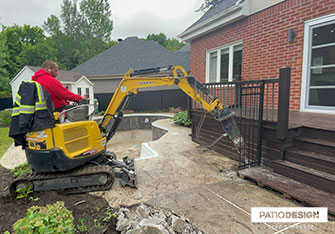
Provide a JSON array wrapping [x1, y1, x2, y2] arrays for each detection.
[[10, 66, 244, 195]]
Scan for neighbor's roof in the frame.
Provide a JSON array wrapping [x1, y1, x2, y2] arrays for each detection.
[[186, 0, 239, 32], [176, 44, 190, 52], [27, 66, 83, 83], [72, 37, 190, 76]]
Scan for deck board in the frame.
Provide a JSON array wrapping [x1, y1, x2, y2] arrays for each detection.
[[288, 111, 335, 131], [238, 166, 335, 215]]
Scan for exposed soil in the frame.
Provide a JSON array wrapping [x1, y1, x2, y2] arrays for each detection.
[[0, 165, 118, 233]]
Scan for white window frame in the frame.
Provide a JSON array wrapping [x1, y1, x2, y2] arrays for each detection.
[[205, 41, 242, 83], [301, 14, 335, 113]]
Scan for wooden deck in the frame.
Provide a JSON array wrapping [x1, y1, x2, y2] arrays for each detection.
[[229, 107, 335, 131], [288, 111, 335, 131]]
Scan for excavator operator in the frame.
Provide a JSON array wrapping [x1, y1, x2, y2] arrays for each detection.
[[32, 60, 87, 112]]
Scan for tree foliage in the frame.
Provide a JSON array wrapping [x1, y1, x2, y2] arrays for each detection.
[[1, 25, 46, 76], [43, 0, 114, 69], [0, 32, 11, 95], [0, 24, 50, 96], [166, 38, 186, 52], [146, 33, 167, 47], [196, 0, 225, 12], [145, 33, 185, 52]]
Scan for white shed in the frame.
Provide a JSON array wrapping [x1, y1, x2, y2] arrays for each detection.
[[10, 66, 95, 114]]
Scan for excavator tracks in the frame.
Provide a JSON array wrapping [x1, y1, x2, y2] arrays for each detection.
[[10, 165, 115, 196]]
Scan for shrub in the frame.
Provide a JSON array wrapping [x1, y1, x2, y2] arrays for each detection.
[[0, 110, 11, 127], [171, 111, 192, 127], [13, 201, 74, 234], [11, 162, 32, 178], [168, 106, 183, 113]]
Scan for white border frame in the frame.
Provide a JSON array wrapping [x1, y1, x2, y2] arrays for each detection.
[[301, 14, 335, 113]]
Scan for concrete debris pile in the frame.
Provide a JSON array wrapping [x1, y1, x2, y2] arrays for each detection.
[[116, 203, 204, 234]]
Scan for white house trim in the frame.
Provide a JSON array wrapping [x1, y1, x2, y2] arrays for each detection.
[[75, 76, 94, 86], [9, 66, 29, 85], [178, 0, 249, 42], [300, 13, 335, 113], [61, 76, 94, 86]]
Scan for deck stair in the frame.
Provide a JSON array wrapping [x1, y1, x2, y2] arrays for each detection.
[[238, 167, 335, 215], [272, 127, 335, 194]]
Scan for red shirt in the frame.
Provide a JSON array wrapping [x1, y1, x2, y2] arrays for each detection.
[[32, 69, 82, 109]]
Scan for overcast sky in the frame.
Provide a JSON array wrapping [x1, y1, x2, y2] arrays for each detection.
[[0, 0, 204, 40]]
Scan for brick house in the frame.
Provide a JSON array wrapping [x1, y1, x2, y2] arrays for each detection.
[[179, 0, 335, 213], [179, 0, 335, 113]]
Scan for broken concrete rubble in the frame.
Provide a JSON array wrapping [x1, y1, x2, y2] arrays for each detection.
[[116, 203, 203, 234]]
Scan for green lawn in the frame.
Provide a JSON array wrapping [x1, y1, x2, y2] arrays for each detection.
[[0, 128, 13, 159]]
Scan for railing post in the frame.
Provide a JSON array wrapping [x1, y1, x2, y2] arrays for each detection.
[[187, 96, 192, 120], [257, 81, 265, 165], [277, 67, 291, 140]]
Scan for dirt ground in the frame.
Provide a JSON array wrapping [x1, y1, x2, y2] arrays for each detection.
[[0, 119, 334, 233], [0, 166, 118, 233]]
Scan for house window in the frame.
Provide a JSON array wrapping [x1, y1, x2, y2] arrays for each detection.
[[85, 88, 90, 99], [77, 87, 82, 95], [206, 42, 242, 83], [302, 14, 335, 111]]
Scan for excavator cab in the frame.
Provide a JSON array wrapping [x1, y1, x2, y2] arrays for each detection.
[[53, 99, 92, 123]]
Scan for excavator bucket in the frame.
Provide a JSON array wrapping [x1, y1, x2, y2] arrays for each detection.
[[215, 107, 245, 156], [117, 157, 137, 188], [103, 152, 137, 188]]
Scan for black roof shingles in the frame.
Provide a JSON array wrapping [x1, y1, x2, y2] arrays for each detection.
[[72, 37, 189, 76], [27, 66, 82, 82], [184, 0, 239, 33]]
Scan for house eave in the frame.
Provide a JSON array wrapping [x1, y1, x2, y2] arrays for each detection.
[[74, 76, 94, 85], [178, 0, 249, 42], [10, 66, 31, 85]]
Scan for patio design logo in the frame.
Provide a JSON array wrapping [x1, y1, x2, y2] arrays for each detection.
[[251, 207, 328, 223]]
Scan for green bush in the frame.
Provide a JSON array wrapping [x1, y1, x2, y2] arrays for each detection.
[[0, 91, 12, 98], [171, 111, 192, 127], [13, 201, 74, 234], [11, 162, 32, 178], [0, 110, 11, 127]]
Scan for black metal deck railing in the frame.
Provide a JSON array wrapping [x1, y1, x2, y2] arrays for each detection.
[[190, 67, 291, 168]]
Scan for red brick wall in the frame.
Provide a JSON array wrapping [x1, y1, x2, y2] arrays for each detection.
[[190, 0, 335, 110]]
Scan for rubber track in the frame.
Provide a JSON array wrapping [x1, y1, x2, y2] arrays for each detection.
[[10, 165, 115, 195]]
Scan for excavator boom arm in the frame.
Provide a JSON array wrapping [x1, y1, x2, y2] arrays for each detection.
[[99, 66, 244, 155]]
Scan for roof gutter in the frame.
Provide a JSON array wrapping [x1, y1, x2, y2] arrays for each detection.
[[178, 0, 249, 42]]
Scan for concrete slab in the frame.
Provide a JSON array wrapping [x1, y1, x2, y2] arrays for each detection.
[[99, 119, 334, 234], [0, 144, 26, 170]]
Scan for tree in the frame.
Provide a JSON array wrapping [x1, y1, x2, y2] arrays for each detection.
[[166, 38, 185, 52], [43, 0, 114, 69], [146, 33, 167, 47], [0, 24, 47, 82], [0, 32, 11, 96], [20, 37, 60, 68], [145, 33, 185, 52], [196, 0, 225, 12]]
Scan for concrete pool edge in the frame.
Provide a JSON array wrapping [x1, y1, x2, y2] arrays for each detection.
[[138, 119, 171, 160]]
